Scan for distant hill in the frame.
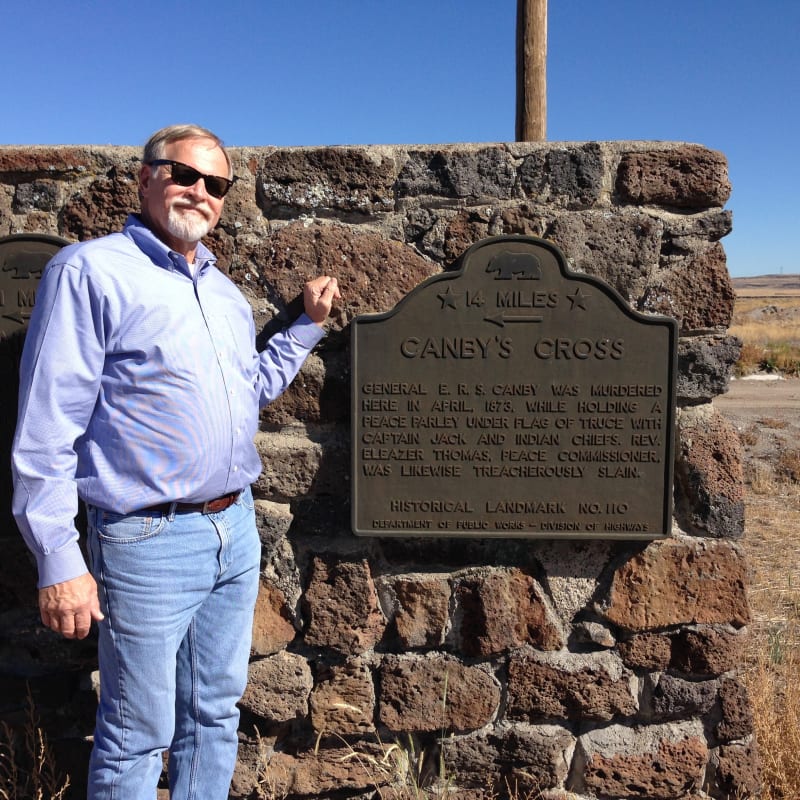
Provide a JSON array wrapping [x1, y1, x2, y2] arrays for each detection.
[[732, 274, 800, 294]]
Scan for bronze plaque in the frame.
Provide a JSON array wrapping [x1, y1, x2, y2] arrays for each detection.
[[0, 234, 67, 340], [351, 236, 677, 540]]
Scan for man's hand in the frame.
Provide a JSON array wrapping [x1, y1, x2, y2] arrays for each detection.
[[39, 573, 104, 640], [303, 276, 341, 326]]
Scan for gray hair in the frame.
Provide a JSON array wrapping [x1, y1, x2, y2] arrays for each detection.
[[142, 124, 232, 178]]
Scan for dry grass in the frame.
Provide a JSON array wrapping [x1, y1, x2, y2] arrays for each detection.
[[731, 278, 800, 798], [742, 477, 800, 800], [731, 290, 800, 376], [0, 690, 70, 800]]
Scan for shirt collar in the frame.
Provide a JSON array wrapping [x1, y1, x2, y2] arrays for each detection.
[[122, 214, 218, 276]]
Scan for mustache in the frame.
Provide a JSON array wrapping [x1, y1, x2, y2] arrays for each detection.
[[171, 199, 212, 217]]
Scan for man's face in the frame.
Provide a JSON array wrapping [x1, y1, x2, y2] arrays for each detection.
[[139, 137, 229, 256]]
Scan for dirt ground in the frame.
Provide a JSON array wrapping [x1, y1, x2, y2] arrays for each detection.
[[714, 376, 800, 418], [714, 376, 800, 463]]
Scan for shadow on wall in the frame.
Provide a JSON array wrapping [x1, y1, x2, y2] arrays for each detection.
[[0, 234, 98, 799]]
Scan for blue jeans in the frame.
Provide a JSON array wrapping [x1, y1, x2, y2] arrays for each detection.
[[86, 487, 260, 800]]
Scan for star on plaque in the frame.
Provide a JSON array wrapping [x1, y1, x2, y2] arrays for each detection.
[[566, 288, 587, 310], [437, 286, 461, 309]]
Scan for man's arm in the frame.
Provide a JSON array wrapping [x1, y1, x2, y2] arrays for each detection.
[[253, 276, 341, 406], [12, 257, 106, 637]]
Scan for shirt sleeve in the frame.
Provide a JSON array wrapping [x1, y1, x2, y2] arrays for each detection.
[[12, 259, 106, 588], [255, 313, 325, 407]]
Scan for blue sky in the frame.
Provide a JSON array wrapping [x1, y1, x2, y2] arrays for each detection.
[[2, 1, 797, 277]]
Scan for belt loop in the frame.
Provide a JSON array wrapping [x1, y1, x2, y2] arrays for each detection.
[[167, 502, 178, 522]]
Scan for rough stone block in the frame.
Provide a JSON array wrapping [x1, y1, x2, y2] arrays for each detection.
[[708, 740, 761, 799], [441, 208, 493, 262], [387, 575, 451, 648], [577, 722, 708, 799], [519, 143, 605, 209], [649, 673, 718, 721], [596, 539, 750, 632], [257, 147, 397, 216], [662, 208, 733, 248], [253, 498, 293, 546], [506, 650, 637, 723], [674, 405, 745, 539], [677, 334, 742, 404], [617, 632, 673, 672], [378, 654, 500, 733], [715, 677, 753, 742], [573, 620, 616, 648], [396, 146, 517, 201], [12, 181, 60, 213], [310, 659, 376, 735], [670, 628, 744, 677], [0, 147, 97, 175], [61, 171, 140, 241], [240, 651, 312, 723], [254, 427, 349, 501], [303, 556, 386, 655], [260, 742, 395, 797], [499, 725, 576, 796], [443, 723, 575, 793], [597, 537, 750, 631], [452, 568, 565, 656], [616, 145, 731, 208], [547, 209, 662, 301], [253, 429, 323, 501], [642, 242, 735, 331], [251, 579, 296, 656]]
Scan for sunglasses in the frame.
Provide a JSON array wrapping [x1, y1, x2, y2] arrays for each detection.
[[147, 159, 236, 199]]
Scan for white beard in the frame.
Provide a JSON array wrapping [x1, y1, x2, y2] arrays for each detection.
[[166, 202, 213, 243]]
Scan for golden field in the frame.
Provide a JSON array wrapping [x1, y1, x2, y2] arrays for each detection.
[[730, 274, 800, 376], [727, 274, 800, 798]]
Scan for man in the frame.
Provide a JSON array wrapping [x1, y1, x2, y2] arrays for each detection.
[[11, 124, 340, 799]]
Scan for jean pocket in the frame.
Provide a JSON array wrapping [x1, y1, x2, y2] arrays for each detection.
[[238, 486, 255, 511], [96, 510, 167, 544]]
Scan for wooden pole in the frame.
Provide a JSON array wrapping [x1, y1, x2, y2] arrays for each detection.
[[516, 0, 547, 141]]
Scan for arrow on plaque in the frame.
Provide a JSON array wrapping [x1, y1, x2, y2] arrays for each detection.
[[484, 312, 543, 327]]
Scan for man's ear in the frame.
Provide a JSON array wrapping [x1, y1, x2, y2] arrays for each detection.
[[138, 163, 152, 198]]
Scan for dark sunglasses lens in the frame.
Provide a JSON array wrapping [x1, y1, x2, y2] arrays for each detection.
[[203, 176, 230, 198], [169, 162, 202, 188], [169, 162, 230, 198]]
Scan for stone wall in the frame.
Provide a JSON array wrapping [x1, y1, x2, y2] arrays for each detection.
[[0, 141, 758, 799]]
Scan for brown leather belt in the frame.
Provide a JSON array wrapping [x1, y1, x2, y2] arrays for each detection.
[[143, 491, 241, 515]]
